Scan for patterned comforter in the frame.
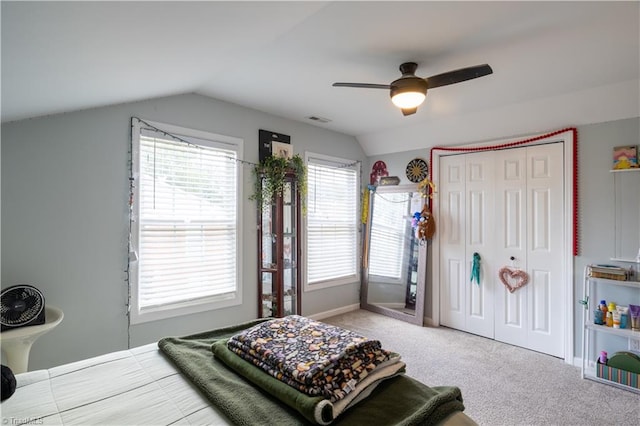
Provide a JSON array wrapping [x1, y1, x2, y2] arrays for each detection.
[[227, 315, 400, 402]]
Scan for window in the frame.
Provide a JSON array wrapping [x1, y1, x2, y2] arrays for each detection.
[[368, 192, 410, 282], [130, 119, 243, 324], [305, 153, 360, 289]]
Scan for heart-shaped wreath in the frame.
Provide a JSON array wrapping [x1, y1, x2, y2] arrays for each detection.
[[498, 267, 529, 293]]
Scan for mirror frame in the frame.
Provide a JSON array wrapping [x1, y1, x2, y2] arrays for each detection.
[[361, 184, 425, 325]]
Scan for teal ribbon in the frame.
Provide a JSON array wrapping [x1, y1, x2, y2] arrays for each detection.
[[470, 252, 481, 286]]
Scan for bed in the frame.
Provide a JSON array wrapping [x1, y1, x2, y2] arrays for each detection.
[[1, 318, 476, 425]]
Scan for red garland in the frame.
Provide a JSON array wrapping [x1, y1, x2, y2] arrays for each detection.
[[429, 127, 579, 256]]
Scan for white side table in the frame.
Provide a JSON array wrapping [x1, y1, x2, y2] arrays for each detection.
[[0, 306, 64, 373]]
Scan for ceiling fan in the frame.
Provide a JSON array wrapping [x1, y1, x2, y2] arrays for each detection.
[[332, 62, 493, 116]]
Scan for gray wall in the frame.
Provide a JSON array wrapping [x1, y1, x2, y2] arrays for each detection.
[[2, 90, 637, 371], [368, 117, 640, 359], [573, 117, 640, 357], [1, 93, 365, 370]]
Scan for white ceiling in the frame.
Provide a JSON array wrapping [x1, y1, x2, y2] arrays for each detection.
[[2, 1, 639, 155]]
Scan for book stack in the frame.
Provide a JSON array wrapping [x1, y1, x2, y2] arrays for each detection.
[[588, 264, 630, 281]]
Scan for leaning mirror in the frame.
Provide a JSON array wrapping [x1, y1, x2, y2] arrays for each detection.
[[362, 184, 426, 325]]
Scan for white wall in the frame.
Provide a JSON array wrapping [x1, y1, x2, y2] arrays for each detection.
[[368, 117, 640, 357], [1, 93, 366, 370]]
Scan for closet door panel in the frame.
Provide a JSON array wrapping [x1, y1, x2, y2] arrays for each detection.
[[468, 191, 485, 245], [505, 190, 522, 248], [494, 148, 528, 346], [439, 156, 467, 330], [468, 189, 487, 320], [531, 188, 551, 251], [504, 292, 523, 326], [464, 152, 494, 338], [526, 143, 564, 357], [446, 191, 463, 245], [446, 259, 464, 313], [531, 268, 551, 333], [444, 190, 465, 318]]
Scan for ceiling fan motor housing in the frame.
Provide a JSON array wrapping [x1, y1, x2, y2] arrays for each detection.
[[1, 285, 46, 331], [389, 76, 428, 100]]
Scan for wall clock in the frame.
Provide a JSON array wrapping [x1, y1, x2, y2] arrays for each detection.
[[405, 158, 429, 183]]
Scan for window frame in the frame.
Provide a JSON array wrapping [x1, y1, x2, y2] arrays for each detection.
[[129, 119, 243, 324], [303, 152, 360, 291]]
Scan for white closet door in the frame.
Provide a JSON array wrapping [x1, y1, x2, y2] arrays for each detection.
[[493, 143, 564, 357], [493, 148, 527, 347], [464, 151, 495, 338], [494, 148, 528, 347], [439, 143, 565, 358], [439, 152, 495, 338], [524, 143, 565, 357], [439, 154, 467, 331]]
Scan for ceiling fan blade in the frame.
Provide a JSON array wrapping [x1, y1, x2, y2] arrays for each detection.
[[426, 64, 493, 89], [401, 107, 417, 116], [332, 82, 391, 89]]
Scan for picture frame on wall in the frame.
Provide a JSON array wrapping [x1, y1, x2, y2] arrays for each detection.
[[612, 145, 639, 169], [272, 141, 293, 159], [259, 129, 291, 161]]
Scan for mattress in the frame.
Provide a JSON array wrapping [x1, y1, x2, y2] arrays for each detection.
[[1, 342, 476, 425]]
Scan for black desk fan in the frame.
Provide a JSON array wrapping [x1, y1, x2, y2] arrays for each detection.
[[0, 284, 45, 331]]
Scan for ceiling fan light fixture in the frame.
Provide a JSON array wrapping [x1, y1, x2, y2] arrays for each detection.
[[391, 91, 426, 109], [390, 76, 428, 109]]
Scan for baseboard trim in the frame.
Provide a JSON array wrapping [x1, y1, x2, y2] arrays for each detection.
[[572, 356, 583, 368], [423, 316, 436, 327], [307, 304, 361, 321], [307, 305, 439, 329]]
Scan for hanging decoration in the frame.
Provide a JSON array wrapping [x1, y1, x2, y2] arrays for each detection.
[[414, 202, 436, 242], [362, 186, 376, 269], [470, 252, 481, 286], [361, 189, 370, 224], [417, 177, 436, 199], [498, 258, 530, 293], [411, 177, 437, 241], [405, 158, 429, 183], [411, 211, 421, 229], [370, 161, 389, 185], [429, 127, 579, 255]]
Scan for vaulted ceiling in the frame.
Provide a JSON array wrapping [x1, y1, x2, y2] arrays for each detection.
[[2, 1, 639, 155]]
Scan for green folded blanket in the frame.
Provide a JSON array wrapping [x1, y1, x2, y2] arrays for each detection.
[[212, 337, 406, 424], [158, 319, 465, 426]]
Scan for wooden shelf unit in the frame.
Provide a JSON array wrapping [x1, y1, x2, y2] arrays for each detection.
[[257, 172, 302, 318]]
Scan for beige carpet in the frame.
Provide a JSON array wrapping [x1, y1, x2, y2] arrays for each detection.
[[324, 309, 640, 426]]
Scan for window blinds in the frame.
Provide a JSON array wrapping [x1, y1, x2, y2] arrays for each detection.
[[138, 134, 237, 309], [306, 157, 359, 284]]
